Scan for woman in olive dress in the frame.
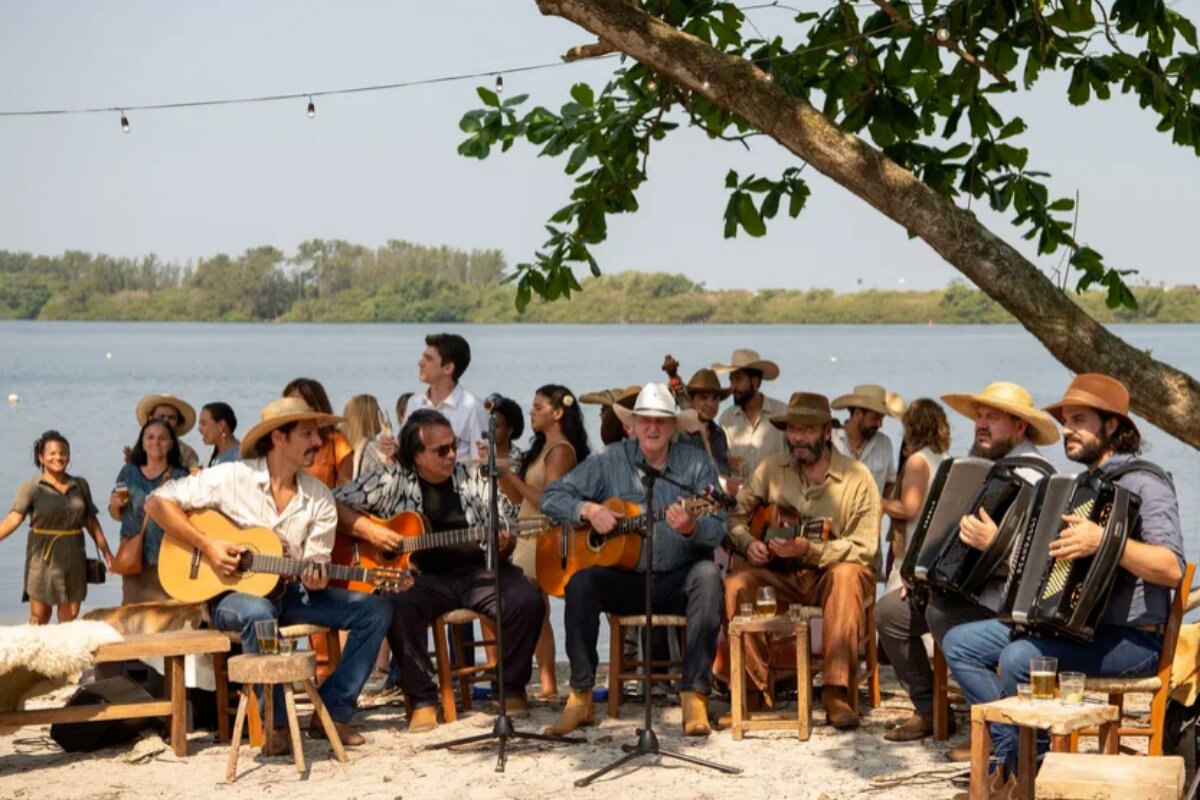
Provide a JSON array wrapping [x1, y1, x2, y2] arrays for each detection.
[[0, 430, 113, 624]]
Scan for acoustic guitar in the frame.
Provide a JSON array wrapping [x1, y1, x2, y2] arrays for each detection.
[[329, 511, 553, 594], [749, 503, 832, 573], [158, 509, 411, 603], [536, 492, 728, 598]]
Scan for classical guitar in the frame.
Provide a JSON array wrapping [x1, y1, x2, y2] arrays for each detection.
[[329, 511, 553, 593], [536, 492, 728, 598], [157, 509, 411, 603], [749, 504, 832, 573]]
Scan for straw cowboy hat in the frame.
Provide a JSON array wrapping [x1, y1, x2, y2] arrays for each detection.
[[941, 381, 1060, 446], [770, 392, 834, 430], [831, 384, 905, 419], [1043, 373, 1140, 434], [711, 349, 780, 381], [135, 394, 197, 436], [580, 385, 641, 408], [685, 369, 732, 400], [239, 397, 344, 458], [613, 383, 693, 431]]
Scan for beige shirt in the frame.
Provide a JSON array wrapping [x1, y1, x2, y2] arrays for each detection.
[[152, 457, 337, 562], [727, 449, 882, 573], [831, 427, 896, 495], [719, 394, 788, 479]]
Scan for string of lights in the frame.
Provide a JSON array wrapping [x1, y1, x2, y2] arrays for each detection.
[[0, 3, 948, 132]]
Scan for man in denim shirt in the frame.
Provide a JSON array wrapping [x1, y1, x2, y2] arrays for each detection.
[[942, 374, 1185, 799], [541, 383, 726, 737]]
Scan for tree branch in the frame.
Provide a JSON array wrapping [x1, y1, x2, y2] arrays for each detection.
[[563, 39, 618, 61], [533, 0, 1200, 449], [870, 0, 1017, 90]]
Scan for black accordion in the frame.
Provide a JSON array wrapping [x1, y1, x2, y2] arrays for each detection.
[[902, 456, 1051, 601], [1001, 470, 1143, 642], [900, 457, 991, 588]]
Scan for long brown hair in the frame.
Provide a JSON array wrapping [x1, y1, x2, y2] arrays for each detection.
[[902, 398, 950, 455]]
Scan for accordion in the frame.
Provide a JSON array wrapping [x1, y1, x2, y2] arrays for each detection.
[[1001, 470, 1141, 642], [900, 457, 992, 588]]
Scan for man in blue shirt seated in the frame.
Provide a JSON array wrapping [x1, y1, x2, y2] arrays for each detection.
[[540, 383, 726, 737], [941, 374, 1185, 799]]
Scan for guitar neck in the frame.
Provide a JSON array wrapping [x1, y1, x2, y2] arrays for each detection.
[[613, 507, 670, 536], [247, 553, 382, 585], [398, 519, 544, 553]]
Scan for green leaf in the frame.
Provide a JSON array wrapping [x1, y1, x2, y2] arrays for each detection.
[[566, 142, 590, 174], [737, 193, 766, 236], [477, 87, 501, 107], [570, 83, 595, 108], [997, 117, 1027, 140], [725, 169, 740, 189], [501, 93, 530, 108]]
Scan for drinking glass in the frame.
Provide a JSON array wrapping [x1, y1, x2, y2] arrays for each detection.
[[756, 586, 777, 618], [255, 620, 280, 655], [738, 602, 753, 619], [1016, 683, 1033, 702], [278, 637, 296, 655], [1059, 671, 1086, 704], [1030, 656, 1058, 700]]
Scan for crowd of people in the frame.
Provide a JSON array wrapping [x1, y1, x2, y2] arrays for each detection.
[[0, 332, 1185, 796]]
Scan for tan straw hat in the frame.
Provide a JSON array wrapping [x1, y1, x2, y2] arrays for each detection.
[[685, 369, 732, 400], [613, 383, 688, 430], [941, 381, 1060, 446], [831, 384, 902, 418], [136, 394, 197, 436], [770, 392, 834, 430], [580, 385, 641, 408], [239, 397, 345, 458], [711, 349, 780, 381], [1043, 373, 1139, 434]]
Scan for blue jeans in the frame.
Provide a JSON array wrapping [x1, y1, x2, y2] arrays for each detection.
[[941, 619, 1162, 769], [212, 584, 392, 725]]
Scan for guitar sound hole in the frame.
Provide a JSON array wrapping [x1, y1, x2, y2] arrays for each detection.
[[586, 530, 604, 551], [237, 551, 254, 575]]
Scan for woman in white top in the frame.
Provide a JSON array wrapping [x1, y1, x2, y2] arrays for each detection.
[[882, 398, 951, 593], [342, 394, 392, 479]]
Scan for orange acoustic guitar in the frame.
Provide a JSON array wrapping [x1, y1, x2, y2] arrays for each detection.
[[330, 511, 552, 594], [536, 492, 729, 598], [749, 503, 832, 573], [157, 509, 411, 603]]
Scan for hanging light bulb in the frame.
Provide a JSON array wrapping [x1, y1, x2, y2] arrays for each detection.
[[764, 62, 774, 82], [495, 74, 504, 94], [936, 24, 951, 42], [306, 96, 316, 118], [701, 77, 710, 91], [120, 111, 130, 133], [647, 76, 657, 91], [846, 47, 860, 67]]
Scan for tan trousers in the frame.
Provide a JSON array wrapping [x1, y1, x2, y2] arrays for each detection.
[[724, 563, 874, 692]]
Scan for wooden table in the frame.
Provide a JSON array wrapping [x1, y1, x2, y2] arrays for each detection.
[[0, 629, 231, 757], [727, 609, 820, 741], [969, 697, 1120, 800]]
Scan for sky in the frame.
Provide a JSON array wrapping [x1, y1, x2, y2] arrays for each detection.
[[1, 1, 1197, 293]]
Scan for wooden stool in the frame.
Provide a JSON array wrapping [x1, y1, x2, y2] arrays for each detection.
[[1035, 753, 1185, 800], [968, 698, 1119, 799], [431, 609, 496, 723], [606, 614, 688, 719], [224, 652, 347, 782], [728, 610, 818, 741]]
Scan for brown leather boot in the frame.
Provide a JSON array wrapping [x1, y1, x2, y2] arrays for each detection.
[[946, 742, 971, 762], [406, 705, 439, 734], [822, 686, 859, 730], [308, 717, 366, 746], [503, 694, 531, 719], [545, 689, 594, 735], [264, 726, 292, 756], [884, 712, 934, 742], [951, 766, 1014, 800], [681, 692, 712, 737]]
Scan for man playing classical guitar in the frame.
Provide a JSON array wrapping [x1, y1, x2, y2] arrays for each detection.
[[146, 398, 393, 751], [723, 393, 881, 730], [333, 408, 544, 734], [540, 383, 726, 737]]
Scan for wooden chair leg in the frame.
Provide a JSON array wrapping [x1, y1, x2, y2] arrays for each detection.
[[166, 655, 188, 757], [263, 682, 274, 750], [730, 631, 745, 742], [607, 616, 622, 719], [432, 617, 457, 723], [451, 622, 473, 713], [213, 652, 231, 743], [226, 691, 249, 782], [1148, 686, 1167, 756], [865, 611, 881, 709], [302, 679, 347, 763], [324, 630, 343, 674], [933, 643, 950, 742], [969, 715, 989, 800], [247, 688, 264, 747], [282, 683, 305, 774]]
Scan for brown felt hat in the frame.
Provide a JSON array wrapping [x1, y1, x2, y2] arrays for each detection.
[[831, 384, 904, 419], [1043, 373, 1139, 434], [770, 392, 834, 430], [685, 369, 732, 400], [711, 349, 780, 381]]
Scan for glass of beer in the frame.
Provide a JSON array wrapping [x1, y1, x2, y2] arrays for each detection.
[[1030, 656, 1057, 700], [255, 620, 280, 655], [756, 586, 777, 617]]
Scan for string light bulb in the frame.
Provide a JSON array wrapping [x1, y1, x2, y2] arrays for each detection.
[[764, 62, 774, 82], [701, 77, 710, 91], [306, 96, 316, 118], [846, 47, 860, 67], [120, 111, 130, 133], [495, 74, 504, 94], [647, 76, 657, 91], [936, 24, 951, 42]]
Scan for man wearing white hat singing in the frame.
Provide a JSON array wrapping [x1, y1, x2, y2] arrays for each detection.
[[541, 383, 726, 737]]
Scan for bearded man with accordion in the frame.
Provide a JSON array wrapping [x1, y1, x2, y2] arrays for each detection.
[[942, 374, 1185, 800]]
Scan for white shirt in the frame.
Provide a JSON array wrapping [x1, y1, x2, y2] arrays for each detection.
[[832, 427, 897, 495], [152, 457, 337, 562], [719, 394, 789, 479], [404, 383, 489, 463]]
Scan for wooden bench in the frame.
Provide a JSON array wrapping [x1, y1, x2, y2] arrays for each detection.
[[0, 629, 231, 757]]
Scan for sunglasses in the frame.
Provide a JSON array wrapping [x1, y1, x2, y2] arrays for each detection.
[[427, 438, 460, 459]]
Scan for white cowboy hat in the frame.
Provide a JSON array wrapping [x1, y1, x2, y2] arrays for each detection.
[[941, 381, 1060, 446], [613, 383, 691, 431], [240, 397, 344, 458], [710, 349, 780, 381], [135, 394, 197, 436]]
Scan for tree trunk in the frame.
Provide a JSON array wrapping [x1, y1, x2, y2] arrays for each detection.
[[535, 0, 1200, 450]]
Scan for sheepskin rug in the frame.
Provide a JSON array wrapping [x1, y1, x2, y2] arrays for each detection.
[[0, 620, 123, 732]]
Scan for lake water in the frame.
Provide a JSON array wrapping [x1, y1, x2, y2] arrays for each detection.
[[2, 321, 1198, 647]]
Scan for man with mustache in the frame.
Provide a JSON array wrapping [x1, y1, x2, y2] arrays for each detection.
[[723, 393, 882, 729], [147, 398, 393, 752], [831, 384, 902, 497], [713, 349, 787, 493], [540, 383, 726, 737], [876, 382, 1057, 745], [334, 409, 544, 734], [942, 374, 1184, 799]]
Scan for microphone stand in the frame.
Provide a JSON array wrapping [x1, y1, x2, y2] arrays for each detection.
[[426, 416, 584, 772], [575, 465, 740, 787]]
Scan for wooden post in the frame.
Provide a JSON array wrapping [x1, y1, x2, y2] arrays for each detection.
[[303, 679, 347, 763], [225, 692, 249, 783], [263, 682, 273, 751], [1017, 727, 1037, 800], [607, 616, 622, 719], [797, 619, 811, 741], [213, 651, 231, 743], [730, 628, 745, 741], [933, 643, 950, 741], [432, 616, 458, 723], [165, 655, 188, 757], [282, 683, 305, 774], [969, 712, 990, 800]]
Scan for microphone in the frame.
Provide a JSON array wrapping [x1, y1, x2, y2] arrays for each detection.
[[703, 484, 738, 510], [483, 393, 504, 411]]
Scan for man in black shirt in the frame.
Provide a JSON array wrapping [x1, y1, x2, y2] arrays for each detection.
[[335, 409, 545, 733]]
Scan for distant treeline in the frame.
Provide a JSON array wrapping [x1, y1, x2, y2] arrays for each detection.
[[2, 243, 1198, 324]]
